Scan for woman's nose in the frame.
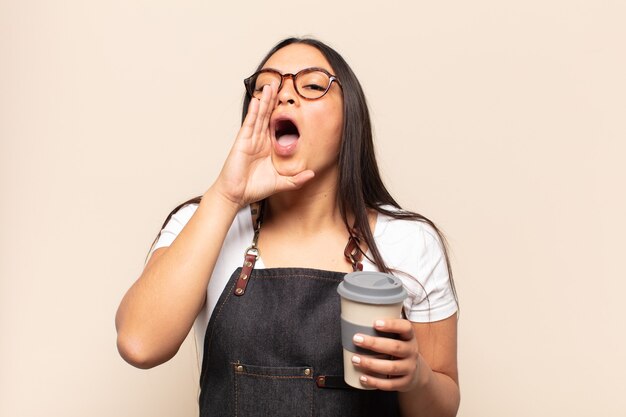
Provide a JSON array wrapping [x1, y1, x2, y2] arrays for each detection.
[[276, 77, 298, 105]]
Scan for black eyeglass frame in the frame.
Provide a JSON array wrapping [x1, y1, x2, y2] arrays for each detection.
[[244, 67, 342, 100]]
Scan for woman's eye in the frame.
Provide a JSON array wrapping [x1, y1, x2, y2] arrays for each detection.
[[303, 84, 325, 91]]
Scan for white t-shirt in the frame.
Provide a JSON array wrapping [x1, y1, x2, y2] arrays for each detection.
[[152, 204, 457, 359]]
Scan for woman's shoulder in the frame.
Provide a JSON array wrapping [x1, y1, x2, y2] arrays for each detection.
[[374, 206, 456, 322], [152, 202, 253, 253], [169, 202, 253, 228], [374, 206, 443, 247]]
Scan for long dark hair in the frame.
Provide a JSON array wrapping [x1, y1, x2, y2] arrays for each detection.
[[150, 37, 457, 307]]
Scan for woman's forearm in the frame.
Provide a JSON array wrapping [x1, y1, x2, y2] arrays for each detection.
[[398, 354, 460, 417], [115, 186, 241, 369]]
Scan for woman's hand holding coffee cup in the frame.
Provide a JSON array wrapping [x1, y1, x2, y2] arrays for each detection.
[[337, 271, 410, 390], [350, 318, 423, 392]]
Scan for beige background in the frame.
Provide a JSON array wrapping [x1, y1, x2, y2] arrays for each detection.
[[1, 1, 625, 416]]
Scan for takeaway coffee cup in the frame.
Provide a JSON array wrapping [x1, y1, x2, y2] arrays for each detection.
[[337, 271, 407, 389]]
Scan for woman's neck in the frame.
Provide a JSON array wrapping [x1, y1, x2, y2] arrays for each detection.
[[265, 179, 345, 235]]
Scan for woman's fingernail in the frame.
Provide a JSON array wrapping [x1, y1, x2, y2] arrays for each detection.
[[352, 355, 361, 364], [375, 320, 385, 328], [360, 375, 368, 383], [353, 334, 364, 343]]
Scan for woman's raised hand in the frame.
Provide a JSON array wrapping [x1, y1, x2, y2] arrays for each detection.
[[212, 84, 315, 208]]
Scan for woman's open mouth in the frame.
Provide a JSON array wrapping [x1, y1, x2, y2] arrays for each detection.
[[274, 119, 300, 146], [273, 118, 300, 156]]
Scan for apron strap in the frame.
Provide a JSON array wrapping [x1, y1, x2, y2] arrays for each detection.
[[234, 201, 264, 296], [234, 252, 257, 296]]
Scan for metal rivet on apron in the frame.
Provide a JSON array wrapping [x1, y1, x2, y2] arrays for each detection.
[[239, 273, 248, 280], [235, 288, 244, 295], [244, 261, 252, 267], [235, 365, 244, 372], [304, 368, 311, 376]]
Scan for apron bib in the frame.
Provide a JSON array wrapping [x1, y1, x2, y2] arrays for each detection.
[[198, 266, 400, 417]]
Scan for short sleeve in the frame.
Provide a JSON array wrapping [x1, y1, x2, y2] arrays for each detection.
[[367, 214, 458, 323], [403, 224, 458, 322], [149, 204, 199, 257]]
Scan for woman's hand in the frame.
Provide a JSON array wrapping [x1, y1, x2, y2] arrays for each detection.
[[351, 318, 424, 392], [212, 84, 315, 208]]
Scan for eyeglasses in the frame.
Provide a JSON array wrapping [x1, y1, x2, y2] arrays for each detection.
[[244, 67, 342, 100]]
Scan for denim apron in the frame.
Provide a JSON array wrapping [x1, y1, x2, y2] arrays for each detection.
[[197, 264, 401, 416]]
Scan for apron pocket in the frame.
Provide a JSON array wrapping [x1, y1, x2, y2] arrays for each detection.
[[232, 363, 314, 417]]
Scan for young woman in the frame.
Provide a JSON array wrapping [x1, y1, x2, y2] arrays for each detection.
[[116, 37, 459, 417]]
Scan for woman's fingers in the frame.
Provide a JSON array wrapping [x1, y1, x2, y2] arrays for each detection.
[[239, 95, 260, 138], [238, 83, 275, 143], [260, 82, 278, 135], [349, 318, 421, 392], [252, 84, 275, 139], [352, 354, 414, 376], [374, 318, 415, 341], [353, 332, 414, 358], [357, 373, 415, 392], [351, 319, 416, 358], [219, 81, 319, 204], [274, 170, 316, 192]]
